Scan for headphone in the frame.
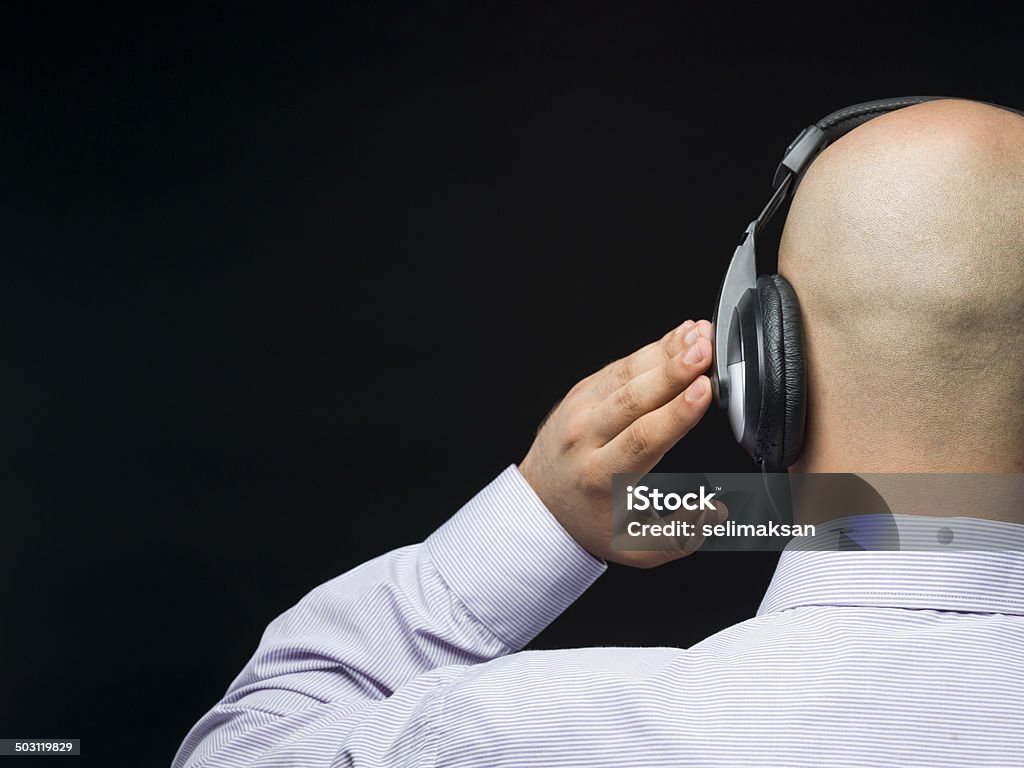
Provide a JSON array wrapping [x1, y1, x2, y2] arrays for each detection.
[[711, 96, 1024, 472]]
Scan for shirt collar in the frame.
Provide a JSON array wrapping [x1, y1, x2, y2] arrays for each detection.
[[757, 515, 1024, 617]]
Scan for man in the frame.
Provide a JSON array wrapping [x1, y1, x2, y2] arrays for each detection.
[[173, 100, 1024, 766]]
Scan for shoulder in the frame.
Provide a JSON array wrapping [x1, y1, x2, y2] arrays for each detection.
[[444, 612, 788, 700], [428, 625, 781, 767]]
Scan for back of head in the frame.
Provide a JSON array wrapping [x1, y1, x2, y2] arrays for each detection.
[[779, 99, 1024, 473]]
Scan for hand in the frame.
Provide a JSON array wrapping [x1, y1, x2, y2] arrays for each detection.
[[518, 319, 726, 567]]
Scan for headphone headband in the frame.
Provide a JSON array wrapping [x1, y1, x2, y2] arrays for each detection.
[[753, 97, 949, 237], [772, 96, 1024, 200]]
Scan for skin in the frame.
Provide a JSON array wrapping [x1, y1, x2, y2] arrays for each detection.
[[522, 99, 1024, 564]]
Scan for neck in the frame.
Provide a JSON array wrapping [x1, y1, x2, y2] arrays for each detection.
[[788, 470, 1024, 527], [793, 421, 1024, 474]]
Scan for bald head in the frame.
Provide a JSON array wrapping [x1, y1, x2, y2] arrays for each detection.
[[779, 99, 1024, 472]]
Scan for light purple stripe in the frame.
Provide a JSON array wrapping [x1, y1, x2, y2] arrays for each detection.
[[173, 465, 1024, 767]]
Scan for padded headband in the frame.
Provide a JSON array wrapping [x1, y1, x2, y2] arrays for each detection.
[[765, 96, 1024, 223]]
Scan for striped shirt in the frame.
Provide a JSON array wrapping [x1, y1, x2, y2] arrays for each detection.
[[173, 465, 1024, 767]]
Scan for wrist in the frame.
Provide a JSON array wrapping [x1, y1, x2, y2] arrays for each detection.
[[516, 459, 606, 562]]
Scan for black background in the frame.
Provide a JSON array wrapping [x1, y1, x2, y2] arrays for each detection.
[[1, 2, 1021, 765]]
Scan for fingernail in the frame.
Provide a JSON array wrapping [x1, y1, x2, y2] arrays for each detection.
[[683, 338, 706, 364], [674, 320, 695, 336], [684, 376, 708, 402], [684, 326, 700, 344]]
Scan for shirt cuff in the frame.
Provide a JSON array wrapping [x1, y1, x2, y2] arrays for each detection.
[[425, 464, 607, 650]]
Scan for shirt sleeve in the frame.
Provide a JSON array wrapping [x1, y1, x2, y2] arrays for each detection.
[[172, 465, 607, 768]]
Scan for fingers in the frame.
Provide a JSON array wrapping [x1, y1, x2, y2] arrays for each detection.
[[599, 373, 714, 473], [609, 498, 729, 565], [582, 319, 712, 403], [592, 331, 712, 441]]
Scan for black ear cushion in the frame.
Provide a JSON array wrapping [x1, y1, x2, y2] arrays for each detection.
[[755, 276, 786, 470], [773, 274, 807, 468], [755, 275, 807, 470]]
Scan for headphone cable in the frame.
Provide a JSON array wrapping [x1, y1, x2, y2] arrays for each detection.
[[760, 462, 786, 525]]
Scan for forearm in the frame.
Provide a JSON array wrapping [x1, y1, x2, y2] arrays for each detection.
[[173, 465, 605, 767]]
